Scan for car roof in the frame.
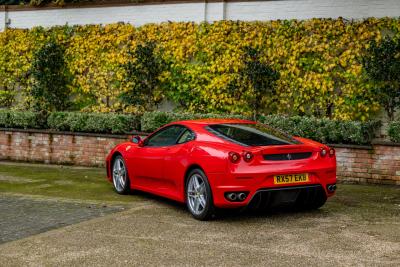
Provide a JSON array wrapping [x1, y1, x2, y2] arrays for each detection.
[[174, 118, 256, 126]]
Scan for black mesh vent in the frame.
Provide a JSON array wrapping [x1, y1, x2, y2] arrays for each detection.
[[263, 152, 312, 161], [247, 185, 326, 211]]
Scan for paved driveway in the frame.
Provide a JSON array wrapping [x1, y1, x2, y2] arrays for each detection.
[[0, 195, 122, 244], [0, 195, 399, 267]]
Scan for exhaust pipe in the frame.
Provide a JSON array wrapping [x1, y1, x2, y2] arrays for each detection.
[[225, 192, 249, 202], [227, 193, 237, 201], [238, 193, 247, 201], [327, 184, 337, 192]]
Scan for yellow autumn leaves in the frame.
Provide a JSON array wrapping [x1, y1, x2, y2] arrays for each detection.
[[0, 18, 399, 120]]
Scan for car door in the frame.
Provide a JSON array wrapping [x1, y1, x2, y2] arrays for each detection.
[[163, 128, 196, 198], [127, 125, 185, 193]]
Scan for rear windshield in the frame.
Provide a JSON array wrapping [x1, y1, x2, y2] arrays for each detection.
[[206, 123, 300, 147]]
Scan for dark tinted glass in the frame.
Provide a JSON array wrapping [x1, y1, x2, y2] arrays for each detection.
[[207, 123, 300, 147], [177, 129, 195, 144], [145, 126, 185, 147]]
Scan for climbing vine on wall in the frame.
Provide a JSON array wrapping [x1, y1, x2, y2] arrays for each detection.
[[0, 18, 399, 120]]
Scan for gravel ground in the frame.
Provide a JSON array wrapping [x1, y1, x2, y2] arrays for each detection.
[[0, 195, 399, 267], [0, 162, 399, 266]]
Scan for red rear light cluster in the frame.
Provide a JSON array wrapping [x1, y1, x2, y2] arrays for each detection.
[[228, 152, 241, 163], [228, 151, 254, 163], [243, 151, 254, 162], [320, 147, 335, 157]]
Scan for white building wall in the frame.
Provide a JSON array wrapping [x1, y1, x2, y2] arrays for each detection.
[[205, 2, 226, 22], [0, 12, 4, 32], [368, 0, 400, 18], [0, 0, 399, 30], [6, 3, 206, 29], [226, 0, 400, 21]]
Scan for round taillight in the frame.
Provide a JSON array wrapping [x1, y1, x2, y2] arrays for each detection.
[[228, 152, 241, 163], [320, 148, 327, 157], [329, 148, 335, 157], [243, 151, 254, 162]]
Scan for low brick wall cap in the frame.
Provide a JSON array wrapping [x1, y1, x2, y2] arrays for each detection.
[[371, 140, 400, 147], [328, 143, 373, 150]]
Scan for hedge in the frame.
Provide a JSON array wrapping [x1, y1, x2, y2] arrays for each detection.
[[140, 111, 247, 132], [388, 121, 400, 143], [0, 110, 383, 145], [0, 110, 140, 134], [0, 110, 43, 129], [142, 112, 380, 145], [1, 18, 400, 119], [259, 115, 381, 145], [47, 112, 140, 134]]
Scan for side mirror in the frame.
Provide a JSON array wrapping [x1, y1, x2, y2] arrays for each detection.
[[131, 135, 141, 144], [131, 135, 145, 147], [138, 140, 144, 147]]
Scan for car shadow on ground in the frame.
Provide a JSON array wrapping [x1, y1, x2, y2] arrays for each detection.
[[128, 189, 327, 222]]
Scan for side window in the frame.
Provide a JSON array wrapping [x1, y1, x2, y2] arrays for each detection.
[[145, 126, 185, 147], [177, 129, 195, 144]]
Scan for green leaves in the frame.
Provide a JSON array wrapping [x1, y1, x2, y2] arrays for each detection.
[[388, 121, 400, 143], [241, 46, 279, 118], [363, 36, 400, 120], [47, 112, 140, 134], [0, 90, 16, 108], [259, 115, 381, 145], [140, 111, 247, 132], [119, 42, 165, 111], [1, 18, 400, 119], [0, 109, 385, 144], [31, 38, 71, 112], [141, 111, 380, 145], [0, 110, 43, 129], [364, 37, 400, 82]]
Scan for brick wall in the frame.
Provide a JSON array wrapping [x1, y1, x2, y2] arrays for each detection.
[[335, 144, 400, 185], [0, 129, 127, 167], [1, 129, 399, 185]]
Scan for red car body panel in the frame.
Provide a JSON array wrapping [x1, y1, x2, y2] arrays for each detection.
[[106, 119, 336, 208]]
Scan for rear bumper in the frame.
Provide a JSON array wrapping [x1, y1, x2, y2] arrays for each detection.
[[209, 169, 336, 208], [247, 184, 326, 210]]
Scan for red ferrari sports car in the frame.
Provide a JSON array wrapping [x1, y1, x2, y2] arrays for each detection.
[[106, 119, 336, 220]]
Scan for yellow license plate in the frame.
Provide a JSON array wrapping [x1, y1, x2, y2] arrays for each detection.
[[274, 173, 309, 185]]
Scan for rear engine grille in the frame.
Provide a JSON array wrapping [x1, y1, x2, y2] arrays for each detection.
[[263, 152, 312, 161]]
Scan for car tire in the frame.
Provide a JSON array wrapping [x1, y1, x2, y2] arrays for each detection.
[[112, 155, 131, 195], [185, 169, 214, 221]]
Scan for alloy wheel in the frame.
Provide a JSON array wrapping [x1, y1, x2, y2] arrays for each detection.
[[113, 157, 127, 193], [187, 174, 207, 215]]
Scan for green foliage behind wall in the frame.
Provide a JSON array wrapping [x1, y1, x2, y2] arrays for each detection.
[[1, 18, 400, 120]]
